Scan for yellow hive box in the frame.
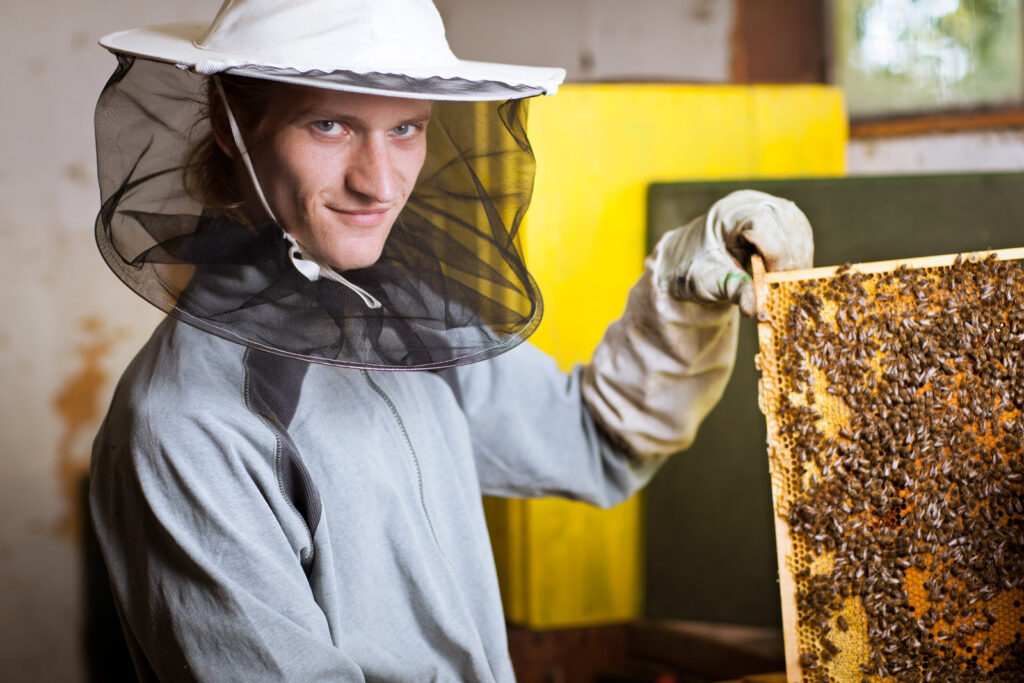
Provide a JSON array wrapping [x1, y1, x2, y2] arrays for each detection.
[[485, 83, 847, 628], [753, 250, 1024, 681]]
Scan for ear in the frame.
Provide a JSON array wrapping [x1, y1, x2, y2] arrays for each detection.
[[208, 92, 237, 159]]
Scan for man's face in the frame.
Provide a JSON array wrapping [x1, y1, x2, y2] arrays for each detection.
[[251, 86, 431, 272]]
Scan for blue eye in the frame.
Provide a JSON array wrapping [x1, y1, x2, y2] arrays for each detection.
[[392, 124, 414, 137], [313, 120, 339, 134]]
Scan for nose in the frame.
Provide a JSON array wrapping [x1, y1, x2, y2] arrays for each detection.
[[345, 137, 397, 204]]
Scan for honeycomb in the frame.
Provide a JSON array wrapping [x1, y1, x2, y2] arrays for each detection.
[[752, 250, 1024, 682]]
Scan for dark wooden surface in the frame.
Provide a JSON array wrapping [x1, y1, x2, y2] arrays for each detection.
[[508, 620, 785, 683], [508, 624, 630, 683]]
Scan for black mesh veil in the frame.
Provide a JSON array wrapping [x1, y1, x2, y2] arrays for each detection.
[[94, 56, 543, 370]]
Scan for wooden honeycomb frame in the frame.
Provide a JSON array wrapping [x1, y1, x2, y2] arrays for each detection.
[[752, 249, 1024, 682]]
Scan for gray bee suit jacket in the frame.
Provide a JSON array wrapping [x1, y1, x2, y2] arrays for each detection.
[[91, 281, 737, 681]]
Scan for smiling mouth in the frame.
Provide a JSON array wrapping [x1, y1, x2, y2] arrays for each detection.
[[328, 206, 391, 227]]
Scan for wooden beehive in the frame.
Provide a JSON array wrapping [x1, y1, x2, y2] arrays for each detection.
[[752, 249, 1024, 682]]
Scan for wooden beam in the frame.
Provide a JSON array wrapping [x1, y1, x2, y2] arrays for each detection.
[[850, 108, 1024, 138], [626, 619, 785, 679], [760, 247, 1024, 285]]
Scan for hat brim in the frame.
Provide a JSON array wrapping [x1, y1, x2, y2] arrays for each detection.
[[100, 23, 565, 101]]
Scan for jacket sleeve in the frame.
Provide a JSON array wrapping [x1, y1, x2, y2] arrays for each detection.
[[456, 254, 737, 507], [89, 391, 366, 682], [454, 342, 663, 508], [581, 252, 739, 461]]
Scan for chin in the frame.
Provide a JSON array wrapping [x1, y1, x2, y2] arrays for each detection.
[[299, 223, 390, 273], [326, 244, 388, 272]]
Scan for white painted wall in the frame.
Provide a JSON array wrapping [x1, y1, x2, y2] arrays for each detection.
[[435, 0, 734, 82], [848, 130, 1024, 175]]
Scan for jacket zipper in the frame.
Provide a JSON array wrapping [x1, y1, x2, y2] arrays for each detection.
[[361, 370, 448, 561]]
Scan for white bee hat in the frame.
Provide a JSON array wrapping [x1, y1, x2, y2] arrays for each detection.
[[94, 0, 561, 370], [100, 0, 565, 101]]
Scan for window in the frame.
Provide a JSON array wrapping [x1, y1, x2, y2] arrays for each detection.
[[831, 0, 1023, 118]]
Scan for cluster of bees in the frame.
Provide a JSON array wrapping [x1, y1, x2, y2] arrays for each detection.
[[761, 255, 1024, 681]]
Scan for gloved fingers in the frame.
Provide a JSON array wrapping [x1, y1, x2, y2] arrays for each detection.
[[663, 251, 751, 310], [731, 201, 813, 272], [654, 190, 811, 313], [712, 260, 756, 317], [737, 280, 756, 318]]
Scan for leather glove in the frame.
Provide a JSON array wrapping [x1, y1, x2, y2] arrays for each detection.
[[654, 190, 813, 316]]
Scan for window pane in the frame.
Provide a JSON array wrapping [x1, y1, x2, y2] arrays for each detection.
[[833, 0, 1023, 117]]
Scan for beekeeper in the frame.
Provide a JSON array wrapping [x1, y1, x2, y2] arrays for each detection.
[[89, 0, 814, 679]]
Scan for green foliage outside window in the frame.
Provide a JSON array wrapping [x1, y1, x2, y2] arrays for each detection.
[[833, 0, 1023, 117]]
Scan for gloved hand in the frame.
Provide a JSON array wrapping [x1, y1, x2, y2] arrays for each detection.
[[581, 190, 812, 461], [654, 190, 813, 317]]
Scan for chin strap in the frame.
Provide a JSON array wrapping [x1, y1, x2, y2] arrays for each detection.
[[212, 75, 382, 310], [279, 232, 382, 309]]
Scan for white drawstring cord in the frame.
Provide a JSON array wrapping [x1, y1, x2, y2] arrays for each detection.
[[212, 75, 382, 310], [213, 75, 277, 222], [279, 232, 382, 309]]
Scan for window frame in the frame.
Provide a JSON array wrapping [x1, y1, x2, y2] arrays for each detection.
[[731, 0, 1024, 138], [822, 0, 1024, 138]]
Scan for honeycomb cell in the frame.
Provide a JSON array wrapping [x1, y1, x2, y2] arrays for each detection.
[[754, 252, 1024, 682]]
